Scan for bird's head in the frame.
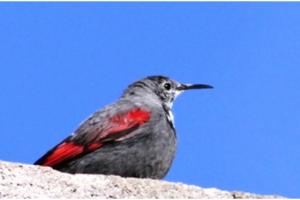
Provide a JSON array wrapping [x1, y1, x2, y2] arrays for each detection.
[[124, 75, 213, 109]]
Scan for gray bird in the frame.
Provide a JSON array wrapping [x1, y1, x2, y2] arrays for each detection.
[[35, 75, 213, 179]]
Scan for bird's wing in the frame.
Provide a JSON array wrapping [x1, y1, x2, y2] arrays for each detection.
[[34, 106, 151, 167]]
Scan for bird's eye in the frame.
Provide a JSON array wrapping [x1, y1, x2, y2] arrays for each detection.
[[164, 82, 171, 90]]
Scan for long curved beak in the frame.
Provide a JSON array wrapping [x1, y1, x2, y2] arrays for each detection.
[[177, 83, 213, 91]]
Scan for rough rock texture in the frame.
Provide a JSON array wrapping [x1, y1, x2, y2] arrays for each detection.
[[0, 160, 283, 199]]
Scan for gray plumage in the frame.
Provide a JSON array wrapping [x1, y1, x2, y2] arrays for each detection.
[[35, 75, 212, 179]]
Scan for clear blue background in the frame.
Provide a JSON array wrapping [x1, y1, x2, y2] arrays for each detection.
[[1, 3, 299, 198]]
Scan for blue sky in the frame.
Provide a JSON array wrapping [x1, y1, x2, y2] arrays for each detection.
[[1, 2, 300, 198]]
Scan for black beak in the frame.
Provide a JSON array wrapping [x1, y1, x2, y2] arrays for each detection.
[[177, 83, 213, 91]]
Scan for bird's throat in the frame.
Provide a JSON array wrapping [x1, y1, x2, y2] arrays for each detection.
[[162, 104, 175, 129]]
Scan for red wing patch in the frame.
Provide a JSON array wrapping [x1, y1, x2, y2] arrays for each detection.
[[36, 108, 151, 167], [100, 108, 151, 139], [127, 108, 151, 125], [38, 141, 104, 167], [41, 142, 84, 166]]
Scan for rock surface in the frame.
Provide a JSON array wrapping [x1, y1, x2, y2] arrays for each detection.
[[0, 160, 282, 198]]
